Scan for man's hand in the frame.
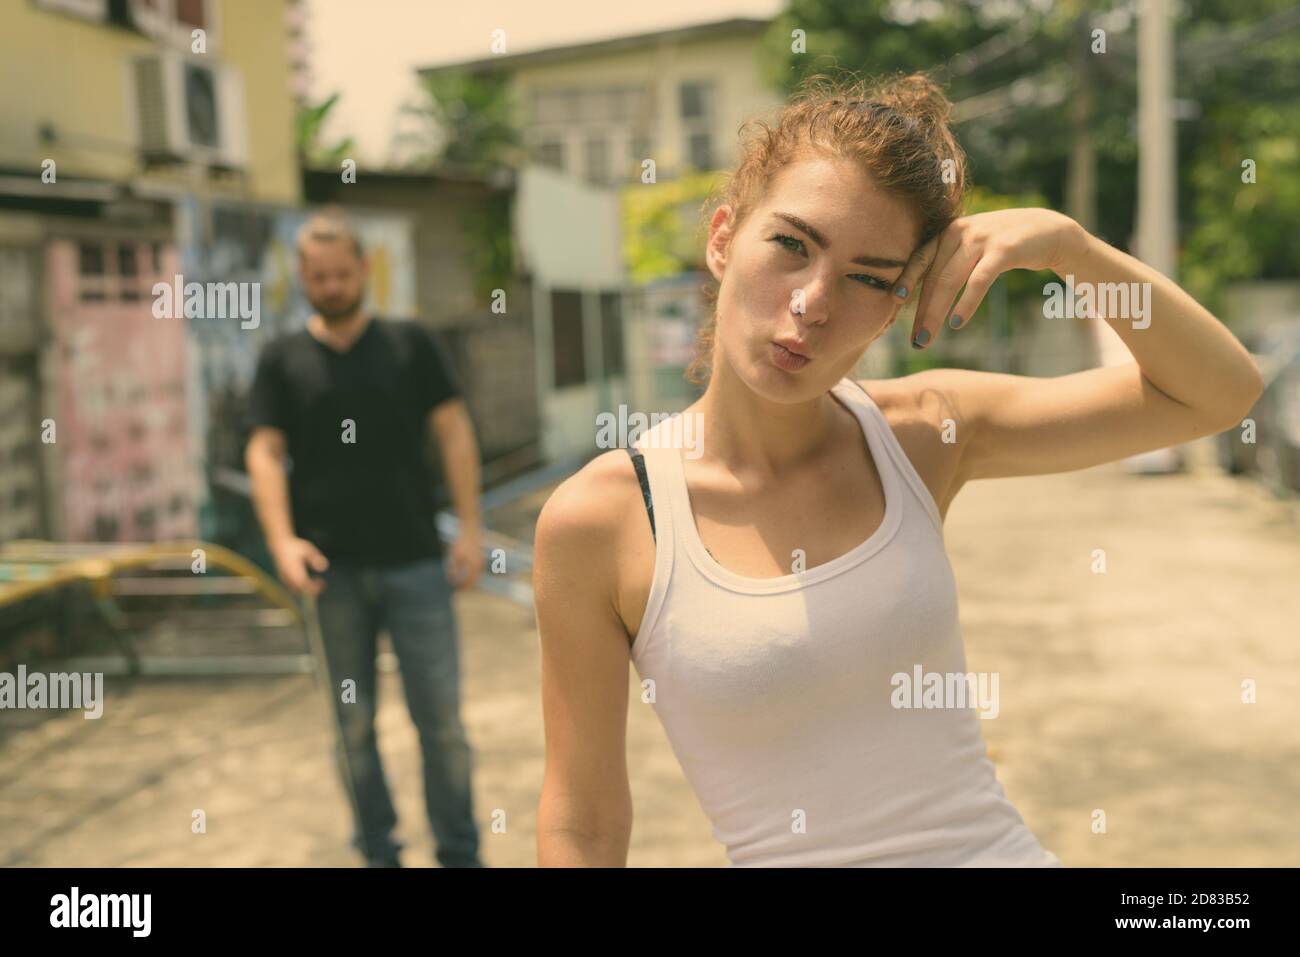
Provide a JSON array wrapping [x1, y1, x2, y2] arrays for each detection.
[[446, 527, 484, 591], [271, 536, 330, 595]]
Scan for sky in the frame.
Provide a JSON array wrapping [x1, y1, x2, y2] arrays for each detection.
[[305, 0, 785, 166]]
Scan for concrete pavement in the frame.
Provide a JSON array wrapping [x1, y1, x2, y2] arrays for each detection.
[[2, 437, 1297, 867]]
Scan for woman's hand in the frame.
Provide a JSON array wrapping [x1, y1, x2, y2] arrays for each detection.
[[893, 208, 1085, 349]]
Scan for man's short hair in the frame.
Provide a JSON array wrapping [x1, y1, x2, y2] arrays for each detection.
[[296, 207, 364, 261]]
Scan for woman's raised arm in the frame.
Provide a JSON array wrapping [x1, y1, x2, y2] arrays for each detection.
[[892, 210, 1264, 481]]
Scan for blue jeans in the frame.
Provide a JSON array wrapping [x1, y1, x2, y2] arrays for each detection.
[[311, 555, 482, 867]]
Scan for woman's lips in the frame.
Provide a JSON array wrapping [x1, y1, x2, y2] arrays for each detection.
[[770, 341, 811, 371]]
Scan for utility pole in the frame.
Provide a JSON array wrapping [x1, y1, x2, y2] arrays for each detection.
[[1089, 0, 1179, 370], [1100, 0, 1184, 470], [1135, 0, 1178, 281], [1067, 4, 1102, 376], [1066, 8, 1098, 237]]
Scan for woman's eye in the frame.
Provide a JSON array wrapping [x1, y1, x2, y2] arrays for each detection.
[[772, 234, 890, 291], [850, 274, 893, 290], [771, 233, 806, 255]]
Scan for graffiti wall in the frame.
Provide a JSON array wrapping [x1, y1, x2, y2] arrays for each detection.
[[45, 236, 199, 542], [28, 201, 416, 552]]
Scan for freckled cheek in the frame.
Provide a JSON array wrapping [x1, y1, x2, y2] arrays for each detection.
[[722, 263, 790, 332]]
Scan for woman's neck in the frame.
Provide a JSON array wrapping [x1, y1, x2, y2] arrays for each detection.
[[693, 359, 845, 477]]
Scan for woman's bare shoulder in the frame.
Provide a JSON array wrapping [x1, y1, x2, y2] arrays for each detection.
[[858, 372, 978, 445], [534, 449, 654, 647], [534, 449, 648, 570], [858, 372, 963, 423], [856, 374, 968, 518]]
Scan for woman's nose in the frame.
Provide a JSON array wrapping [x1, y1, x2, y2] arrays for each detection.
[[792, 274, 833, 323]]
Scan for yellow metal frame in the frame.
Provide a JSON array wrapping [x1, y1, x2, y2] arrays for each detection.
[[0, 539, 301, 622]]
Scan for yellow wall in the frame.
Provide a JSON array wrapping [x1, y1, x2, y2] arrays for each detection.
[[0, 0, 299, 204], [217, 0, 299, 203]]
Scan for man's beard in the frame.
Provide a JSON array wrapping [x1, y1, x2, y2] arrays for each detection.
[[311, 292, 364, 322]]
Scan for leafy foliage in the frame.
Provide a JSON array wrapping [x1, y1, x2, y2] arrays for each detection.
[[398, 70, 522, 173], [295, 92, 356, 168]]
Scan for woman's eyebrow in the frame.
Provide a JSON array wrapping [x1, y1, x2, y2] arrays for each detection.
[[769, 211, 909, 269]]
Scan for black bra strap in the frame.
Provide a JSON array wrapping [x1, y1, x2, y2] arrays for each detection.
[[625, 446, 656, 543]]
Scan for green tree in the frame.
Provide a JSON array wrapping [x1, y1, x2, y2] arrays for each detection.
[[396, 69, 522, 306], [760, 0, 1125, 235], [295, 92, 356, 168], [1177, 2, 1300, 313], [398, 69, 522, 173], [761, 0, 1300, 320]]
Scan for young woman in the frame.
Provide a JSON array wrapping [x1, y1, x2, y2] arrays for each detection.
[[532, 72, 1263, 867]]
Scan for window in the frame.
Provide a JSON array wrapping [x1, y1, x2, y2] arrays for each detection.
[[534, 85, 648, 124], [79, 243, 104, 274], [627, 132, 652, 181], [135, 507, 156, 534], [600, 292, 624, 377], [531, 85, 653, 181], [679, 80, 717, 172], [629, 132, 651, 164], [679, 82, 710, 120], [607, 89, 628, 123], [118, 243, 140, 300], [76, 239, 151, 302], [0, 248, 33, 329], [183, 61, 221, 148], [551, 290, 586, 389], [78, 242, 107, 302], [93, 513, 120, 541], [557, 89, 580, 123], [611, 87, 649, 123], [531, 89, 563, 124], [686, 131, 714, 172], [585, 134, 609, 185], [585, 89, 612, 123], [531, 137, 564, 171]]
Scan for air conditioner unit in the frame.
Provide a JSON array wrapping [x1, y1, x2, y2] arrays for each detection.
[[133, 52, 247, 169]]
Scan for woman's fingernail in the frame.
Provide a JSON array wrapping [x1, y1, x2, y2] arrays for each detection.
[[912, 329, 930, 348], [894, 285, 908, 299], [949, 314, 962, 329]]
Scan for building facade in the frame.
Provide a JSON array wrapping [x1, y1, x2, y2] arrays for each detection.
[[417, 17, 784, 460], [0, 0, 302, 545]]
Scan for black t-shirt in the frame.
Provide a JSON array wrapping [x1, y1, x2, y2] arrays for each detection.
[[246, 317, 461, 567]]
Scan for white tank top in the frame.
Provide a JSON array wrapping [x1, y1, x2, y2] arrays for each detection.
[[629, 375, 1061, 867]]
